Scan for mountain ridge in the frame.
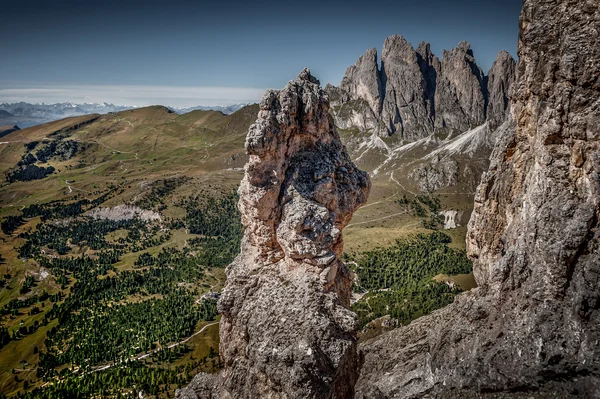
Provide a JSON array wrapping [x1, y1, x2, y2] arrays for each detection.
[[326, 37, 515, 140], [0, 102, 250, 128]]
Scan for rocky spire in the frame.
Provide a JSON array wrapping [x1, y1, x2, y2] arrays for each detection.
[[356, 0, 600, 397], [486, 50, 516, 129], [416, 41, 441, 120], [379, 35, 435, 140], [339, 48, 383, 115], [434, 41, 487, 134], [177, 68, 370, 398]]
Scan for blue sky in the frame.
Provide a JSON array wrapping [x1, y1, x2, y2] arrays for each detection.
[[1, 0, 522, 106]]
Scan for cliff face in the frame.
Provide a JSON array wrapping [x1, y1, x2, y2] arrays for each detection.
[[434, 41, 487, 134], [486, 51, 516, 129], [356, 0, 600, 397], [379, 35, 436, 140], [328, 37, 516, 141], [177, 69, 370, 399]]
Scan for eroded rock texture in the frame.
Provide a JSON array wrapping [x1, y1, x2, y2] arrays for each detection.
[[356, 0, 600, 397], [177, 69, 370, 399], [328, 37, 516, 141]]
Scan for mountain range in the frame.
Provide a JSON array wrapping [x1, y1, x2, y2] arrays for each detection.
[[323, 37, 516, 231]]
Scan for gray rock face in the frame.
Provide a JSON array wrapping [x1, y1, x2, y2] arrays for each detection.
[[486, 51, 516, 129], [356, 0, 600, 397], [339, 48, 383, 116], [380, 35, 435, 140], [328, 37, 516, 141], [434, 41, 487, 134], [408, 155, 459, 192], [86, 205, 161, 222], [177, 69, 370, 399]]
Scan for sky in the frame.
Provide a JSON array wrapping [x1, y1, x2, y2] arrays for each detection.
[[1, 0, 523, 107]]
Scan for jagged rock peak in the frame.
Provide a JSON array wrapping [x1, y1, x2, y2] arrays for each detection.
[[339, 48, 382, 114], [327, 35, 515, 141], [379, 34, 436, 139], [486, 51, 517, 129], [435, 40, 487, 132], [381, 34, 413, 58], [356, 0, 600, 397], [177, 68, 371, 399]]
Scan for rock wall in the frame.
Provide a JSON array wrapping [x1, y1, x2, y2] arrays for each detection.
[[177, 69, 370, 399], [328, 37, 516, 141], [356, 0, 600, 397]]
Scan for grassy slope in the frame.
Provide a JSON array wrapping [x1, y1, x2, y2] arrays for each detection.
[[0, 106, 257, 396]]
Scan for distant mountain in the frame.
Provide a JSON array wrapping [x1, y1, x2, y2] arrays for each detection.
[[0, 101, 250, 128], [0, 102, 133, 128], [170, 103, 248, 115]]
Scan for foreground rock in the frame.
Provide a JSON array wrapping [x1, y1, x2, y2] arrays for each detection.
[[177, 69, 370, 398], [356, 0, 600, 397]]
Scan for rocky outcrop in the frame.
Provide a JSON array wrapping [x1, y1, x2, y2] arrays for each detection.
[[408, 155, 459, 192], [326, 48, 382, 133], [356, 0, 600, 397], [339, 48, 382, 116], [486, 51, 516, 129], [440, 210, 462, 230], [177, 69, 370, 398], [327, 37, 516, 141], [86, 205, 161, 222]]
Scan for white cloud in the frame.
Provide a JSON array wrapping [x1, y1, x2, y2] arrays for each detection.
[[0, 85, 267, 107]]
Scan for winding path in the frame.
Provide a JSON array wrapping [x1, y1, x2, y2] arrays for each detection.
[[92, 321, 219, 373], [347, 210, 409, 228]]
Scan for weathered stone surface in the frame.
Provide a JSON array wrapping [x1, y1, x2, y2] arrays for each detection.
[[177, 69, 370, 399], [339, 48, 383, 116], [176, 374, 222, 399], [86, 204, 161, 222], [356, 0, 600, 397], [327, 48, 382, 132], [408, 155, 459, 192], [486, 51, 516, 129]]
